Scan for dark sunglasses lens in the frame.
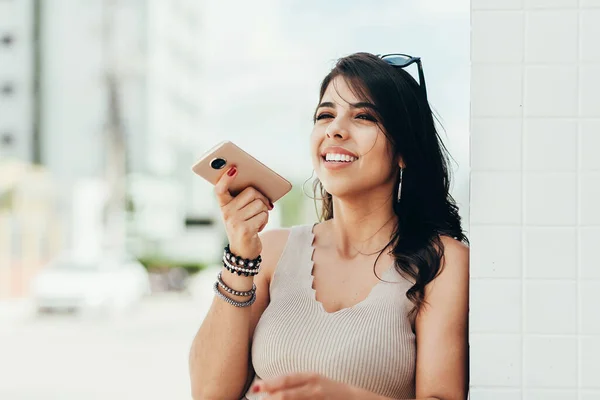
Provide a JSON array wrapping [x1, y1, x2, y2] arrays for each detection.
[[382, 55, 412, 67]]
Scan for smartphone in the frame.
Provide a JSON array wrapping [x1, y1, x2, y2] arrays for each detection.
[[191, 141, 292, 203]]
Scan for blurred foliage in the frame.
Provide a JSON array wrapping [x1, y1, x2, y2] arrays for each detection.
[[0, 189, 14, 211], [125, 194, 135, 213], [278, 183, 305, 227], [137, 256, 207, 274]]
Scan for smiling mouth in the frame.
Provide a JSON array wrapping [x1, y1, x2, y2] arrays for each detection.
[[322, 154, 358, 163]]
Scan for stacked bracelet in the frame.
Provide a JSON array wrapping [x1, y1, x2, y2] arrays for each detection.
[[223, 255, 261, 276], [213, 281, 256, 307], [212, 244, 261, 308], [217, 271, 256, 297], [223, 245, 261, 276]]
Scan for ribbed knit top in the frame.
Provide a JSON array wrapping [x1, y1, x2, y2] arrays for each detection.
[[243, 223, 416, 399]]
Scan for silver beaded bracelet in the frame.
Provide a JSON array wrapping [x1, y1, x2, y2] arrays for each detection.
[[223, 255, 261, 275], [217, 271, 256, 297], [213, 281, 256, 307]]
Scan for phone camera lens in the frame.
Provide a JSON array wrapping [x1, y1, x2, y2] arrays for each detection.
[[210, 158, 227, 170]]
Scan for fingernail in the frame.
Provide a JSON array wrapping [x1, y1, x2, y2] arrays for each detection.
[[251, 384, 260, 393], [269, 201, 274, 209], [227, 167, 237, 177]]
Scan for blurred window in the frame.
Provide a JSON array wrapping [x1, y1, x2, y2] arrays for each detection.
[[1, 82, 14, 96], [1, 132, 14, 147], [1, 33, 14, 47]]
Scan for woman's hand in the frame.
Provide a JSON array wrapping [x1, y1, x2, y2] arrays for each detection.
[[251, 373, 359, 400], [214, 165, 273, 260]]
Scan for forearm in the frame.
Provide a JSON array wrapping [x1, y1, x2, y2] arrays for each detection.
[[189, 269, 255, 400]]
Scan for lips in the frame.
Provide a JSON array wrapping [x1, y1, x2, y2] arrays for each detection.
[[319, 146, 358, 171], [320, 146, 359, 158]]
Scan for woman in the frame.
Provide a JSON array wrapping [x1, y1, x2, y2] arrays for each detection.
[[189, 52, 469, 400]]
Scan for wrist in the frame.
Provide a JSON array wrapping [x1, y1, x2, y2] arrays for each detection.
[[223, 251, 260, 278], [230, 248, 260, 260]]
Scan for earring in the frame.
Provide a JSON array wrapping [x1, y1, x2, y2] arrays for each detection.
[[397, 167, 404, 202]]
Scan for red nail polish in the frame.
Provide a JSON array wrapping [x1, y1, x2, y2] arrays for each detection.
[[251, 384, 260, 393], [269, 201, 274, 209], [227, 167, 237, 177]]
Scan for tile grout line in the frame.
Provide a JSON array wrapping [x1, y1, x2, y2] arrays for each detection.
[[471, 277, 600, 282], [471, 332, 599, 338], [576, 1, 582, 398], [520, 3, 526, 398], [471, 116, 600, 119]]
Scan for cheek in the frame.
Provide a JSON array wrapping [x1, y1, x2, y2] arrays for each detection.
[[309, 127, 323, 151], [359, 138, 394, 171], [355, 132, 384, 159]]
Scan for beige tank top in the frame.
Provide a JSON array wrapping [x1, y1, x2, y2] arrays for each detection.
[[243, 223, 416, 399]]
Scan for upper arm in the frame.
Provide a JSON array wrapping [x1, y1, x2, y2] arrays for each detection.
[[236, 228, 291, 398], [248, 228, 291, 340], [415, 236, 470, 400]]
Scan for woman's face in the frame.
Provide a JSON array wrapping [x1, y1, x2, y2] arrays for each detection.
[[310, 76, 399, 200]]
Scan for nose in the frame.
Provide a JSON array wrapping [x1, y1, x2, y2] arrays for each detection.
[[325, 118, 349, 139]]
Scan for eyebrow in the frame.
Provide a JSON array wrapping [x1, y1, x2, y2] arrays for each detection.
[[316, 101, 378, 111]]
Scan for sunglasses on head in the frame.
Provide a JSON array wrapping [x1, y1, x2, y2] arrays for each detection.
[[378, 53, 428, 101]]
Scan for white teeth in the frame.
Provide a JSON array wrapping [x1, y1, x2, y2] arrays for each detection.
[[324, 153, 357, 162]]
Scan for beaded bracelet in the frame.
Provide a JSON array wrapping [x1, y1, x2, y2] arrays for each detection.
[[224, 245, 262, 268], [223, 255, 261, 276], [217, 271, 256, 297], [213, 281, 256, 308]]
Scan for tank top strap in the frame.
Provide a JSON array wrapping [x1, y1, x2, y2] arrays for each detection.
[[268, 223, 316, 300]]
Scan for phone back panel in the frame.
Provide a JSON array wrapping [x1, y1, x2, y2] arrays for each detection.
[[192, 141, 292, 203]]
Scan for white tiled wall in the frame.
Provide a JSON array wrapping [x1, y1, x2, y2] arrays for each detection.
[[470, 0, 600, 398]]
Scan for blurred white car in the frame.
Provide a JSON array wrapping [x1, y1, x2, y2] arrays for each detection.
[[31, 252, 151, 316]]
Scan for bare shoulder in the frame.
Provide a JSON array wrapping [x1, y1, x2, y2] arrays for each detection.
[[258, 228, 292, 285], [437, 235, 469, 275], [441, 234, 469, 252], [420, 235, 470, 301]]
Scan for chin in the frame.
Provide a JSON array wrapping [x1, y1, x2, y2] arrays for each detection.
[[318, 180, 354, 198]]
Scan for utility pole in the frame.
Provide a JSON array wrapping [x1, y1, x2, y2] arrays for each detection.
[[32, 0, 42, 165], [101, 0, 127, 252]]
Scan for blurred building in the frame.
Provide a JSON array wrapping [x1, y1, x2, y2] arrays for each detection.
[[0, 161, 61, 298], [0, 0, 215, 298], [40, 0, 203, 211], [38, 0, 210, 257], [0, 0, 38, 163]]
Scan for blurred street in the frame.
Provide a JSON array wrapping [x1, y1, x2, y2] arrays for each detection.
[[0, 270, 217, 400]]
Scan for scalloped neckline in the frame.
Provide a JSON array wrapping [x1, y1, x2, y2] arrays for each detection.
[[307, 223, 395, 316]]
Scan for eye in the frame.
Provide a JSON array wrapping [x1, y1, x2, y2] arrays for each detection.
[[356, 113, 377, 122], [316, 113, 333, 121]]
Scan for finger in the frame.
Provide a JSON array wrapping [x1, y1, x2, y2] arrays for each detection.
[[258, 213, 270, 233], [238, 198, 269, 222], [264, 385, 312, 400], [214, 166, 237, 207], [232, 186, 273, 212], [246, 210, 268, 233], [254, 373, 316, 394]]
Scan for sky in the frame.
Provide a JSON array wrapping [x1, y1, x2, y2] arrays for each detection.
[[195, 0, 470, 221]]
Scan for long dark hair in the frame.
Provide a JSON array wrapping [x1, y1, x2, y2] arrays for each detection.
[[311, 52, 468, 319]]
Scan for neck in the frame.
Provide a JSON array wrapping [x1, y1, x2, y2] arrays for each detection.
[[324, 188, 398, 260]]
